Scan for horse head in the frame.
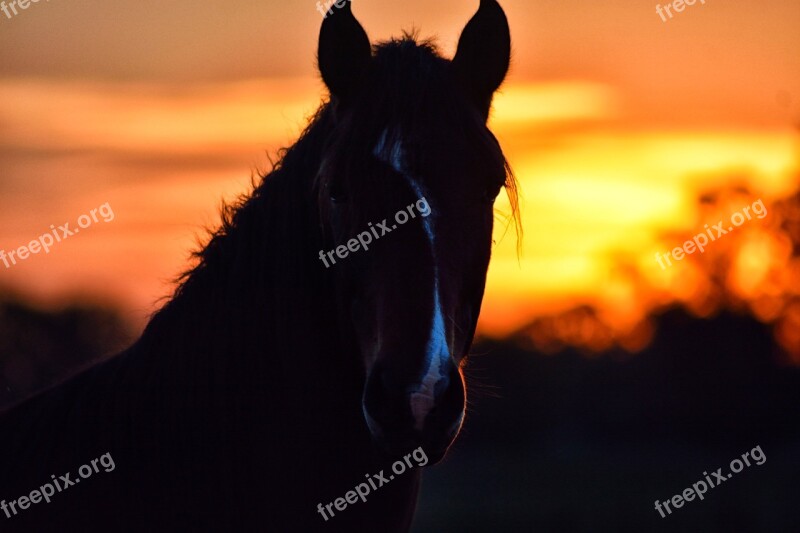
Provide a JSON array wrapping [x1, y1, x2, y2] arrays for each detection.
[[316, 0, 515, 464]]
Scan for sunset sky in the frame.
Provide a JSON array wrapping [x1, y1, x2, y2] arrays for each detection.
[[1, 0, 798, 339]]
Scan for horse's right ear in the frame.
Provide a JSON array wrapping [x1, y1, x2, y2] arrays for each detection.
[[452, 0, 511, 120], [318, 4, 372, 104]]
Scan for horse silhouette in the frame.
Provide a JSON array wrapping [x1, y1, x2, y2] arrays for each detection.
[[0, 2, 515, 531]]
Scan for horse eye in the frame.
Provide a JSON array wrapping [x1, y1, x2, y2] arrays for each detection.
[[328, 181, 348, 204]]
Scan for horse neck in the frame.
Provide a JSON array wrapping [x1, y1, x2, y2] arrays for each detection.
[[135, 119, 362, 404]]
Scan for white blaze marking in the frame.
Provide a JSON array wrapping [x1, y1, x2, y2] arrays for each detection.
[[410, 288, 449, 430], [373, 129, 452, 431]]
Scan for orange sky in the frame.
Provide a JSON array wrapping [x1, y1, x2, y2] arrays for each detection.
[[1, 1, 799, 336]]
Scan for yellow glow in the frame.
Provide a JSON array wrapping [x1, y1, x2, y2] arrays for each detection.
[[491, 82, 620, 126], [481, 126, 798, 336]]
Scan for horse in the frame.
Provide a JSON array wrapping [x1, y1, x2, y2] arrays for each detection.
[[0, 1, 516, 531]]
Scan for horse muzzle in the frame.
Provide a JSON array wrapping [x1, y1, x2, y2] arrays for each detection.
[[362, 360, 465, 463]]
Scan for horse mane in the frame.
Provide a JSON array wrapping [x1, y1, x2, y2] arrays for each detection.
[[139, 103, 337, 358], [170, 103, 334, 303]]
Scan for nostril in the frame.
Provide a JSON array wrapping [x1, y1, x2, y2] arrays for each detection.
[[363, 361, 465, 439], [363, 365, 412, 438]]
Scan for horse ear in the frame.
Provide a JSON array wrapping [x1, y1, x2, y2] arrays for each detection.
[[318, 3, 372, 104], [452, 0, 511, 120]]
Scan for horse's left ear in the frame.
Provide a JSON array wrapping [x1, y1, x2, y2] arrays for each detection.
[[452, 0, 511, 120], [318, 3, 372, 104]]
